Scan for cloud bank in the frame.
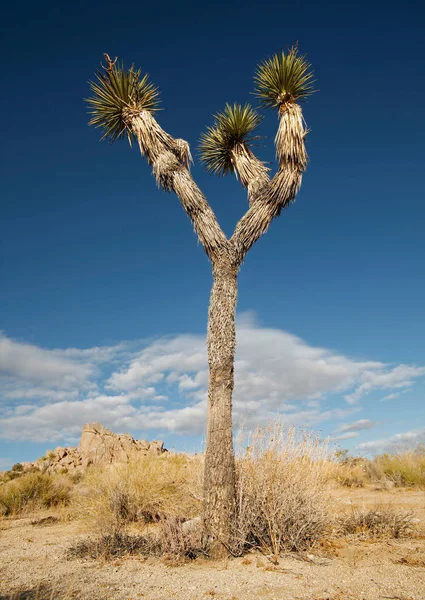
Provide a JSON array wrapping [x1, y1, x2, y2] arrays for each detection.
[[1, 314, 424, 447], [356, 428, 425, 454], [333, 418, 378, 441]]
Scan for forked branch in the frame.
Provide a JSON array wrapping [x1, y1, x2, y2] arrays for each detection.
[[230, 47, 314, 262], [231, 104, 308, 262], [231, 164, 302, 263], [87, 48, 314, 265], [127, 109, 229, 261], [199, 103, 270, 208]]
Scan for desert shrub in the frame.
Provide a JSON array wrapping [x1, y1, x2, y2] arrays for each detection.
[[232, 425, 333, 560], [0, 463, 38, 484], [329, 446, 425, 489], [0, 472, 72, 516], [0, 470, 22, 483], [370, 448, 425, 487], [74, 454, 202, 535], [329, 450, 372, 488], [67, 470, 83, 485], [335, 505, 415, 539], [68, 518, 204, 561], [331, 462, 368, 488], [160, 516, 206, 561], [68, 531, 162, 560]]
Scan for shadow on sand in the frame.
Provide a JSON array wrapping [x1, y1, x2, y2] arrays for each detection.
[[0, 584, 82, 599]]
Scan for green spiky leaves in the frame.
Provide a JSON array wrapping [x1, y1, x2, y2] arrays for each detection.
[[255, 48, 315, 108], [86, 58, 160, 145], [199, 103, 262, 176]]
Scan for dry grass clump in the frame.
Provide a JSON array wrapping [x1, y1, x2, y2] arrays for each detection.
[[68, 518, 205, 562], [369, 448, 425, 487], [0, 463, 43, 484], [0, 463, 25, 483], [331, 461, 369, 488], [0, 584, 83, 600], [335, 505, 416, 539], [160, 516, 206, 562], [329, 451, 369, 488], [232, 425, 333, 560], [0, 472, 72, 516], [395, 550, 425, 567], [67, 531, 162, 560], [73, 453, 202, 535], [70, 453, 205, 562], [329, 445, 425, 489]]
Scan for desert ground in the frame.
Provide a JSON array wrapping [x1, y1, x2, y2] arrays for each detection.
[[1, 486, 424, 600]]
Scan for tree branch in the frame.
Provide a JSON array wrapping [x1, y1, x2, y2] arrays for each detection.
[[230, 166, 301, 263], [230, 103, 307, 264], [127, 110, 229, 262], [230, 145, 270, 207]]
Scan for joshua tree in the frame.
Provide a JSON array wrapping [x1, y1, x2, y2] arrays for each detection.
[[86, 48, 314, 553]]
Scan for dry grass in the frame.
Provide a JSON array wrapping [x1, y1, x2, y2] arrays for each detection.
[[68, 425, 341, 562], [395, 550, 425, 567], [329, 456, 369, 488], [335, 505, 416, 539], [69, 453, 206, 562], [72, 453, 202, 535], [69, 425, 421, 563], [67, 531, 162, 560], [3, 425, 423, 569], [369, 448, 425, 487], [0, 585, 79, 600], [160, 516, 206, 561], [328, 446, 425, 489], [67, 517, 205, 562], [232, 425, 334, 560], [0, 463, 41, 484], [0, 472, 72, 516]]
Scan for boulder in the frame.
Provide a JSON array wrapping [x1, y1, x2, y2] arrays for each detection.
[[149, 440, 164, 455], [53, 447, 67, 461]]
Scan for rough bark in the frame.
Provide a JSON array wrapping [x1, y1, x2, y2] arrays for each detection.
[[126, 104, 308, 555], [128, 112, 228, 262], [230, 145, 270, 206], [203, 257, 238, 554], [231, 166, 301, 263]]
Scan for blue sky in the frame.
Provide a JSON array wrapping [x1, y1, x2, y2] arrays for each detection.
[[1, 0, 424, 469]]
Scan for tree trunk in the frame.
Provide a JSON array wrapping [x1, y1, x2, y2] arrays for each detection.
[[203, 257, 238, 555]]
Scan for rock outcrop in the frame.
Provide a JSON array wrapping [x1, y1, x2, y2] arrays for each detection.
[[21, 423, 167, 474], [77, 422, 165, 468]]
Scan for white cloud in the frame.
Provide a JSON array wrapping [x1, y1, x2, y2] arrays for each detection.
[[0, 394, 138, 442], [356, 428, 425, 454], [336, 419, 378, 434], [2, 387, 80, 401], [0, 333, 128, 399], [1, 315, 425, 443], [344, 365, 425, 404], [334, 431, 360, 441], [381, 388, 412, 402], [0, 334, 93, 388], [107, 335, 206, 391]]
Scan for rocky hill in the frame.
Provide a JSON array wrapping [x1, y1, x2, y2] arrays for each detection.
[[19, 422, 167, 474]]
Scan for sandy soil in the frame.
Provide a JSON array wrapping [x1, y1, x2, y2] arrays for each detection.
[[1, 488, 424, 600]]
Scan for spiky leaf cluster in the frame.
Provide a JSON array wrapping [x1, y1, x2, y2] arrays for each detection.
[[199, 103, 262, 176], [255, 48, 315, 108], [86, 62, 160, 144]]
